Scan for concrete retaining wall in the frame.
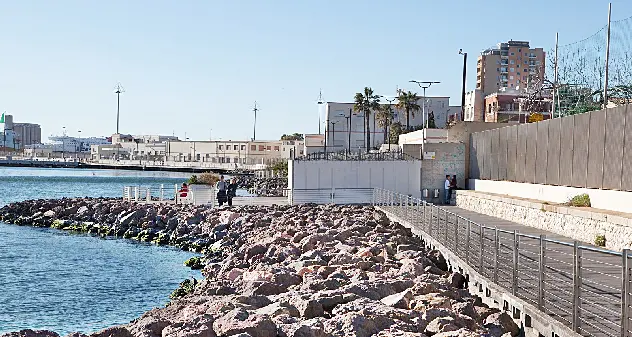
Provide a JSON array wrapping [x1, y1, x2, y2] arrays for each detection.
[[455, 190, 632, 251], [468, 179, 632, 214]]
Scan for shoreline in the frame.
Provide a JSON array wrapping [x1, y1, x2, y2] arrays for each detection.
[[0, 198, 517, 337]]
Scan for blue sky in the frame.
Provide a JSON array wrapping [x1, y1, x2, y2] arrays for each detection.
[[0, 0, 629, 142]]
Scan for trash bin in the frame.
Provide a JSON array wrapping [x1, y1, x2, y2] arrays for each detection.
[[433, 189, 440, 198], [422, 189, 429, 198]]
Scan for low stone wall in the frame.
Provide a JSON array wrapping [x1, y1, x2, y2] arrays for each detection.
[[455, 190, 632, 251]]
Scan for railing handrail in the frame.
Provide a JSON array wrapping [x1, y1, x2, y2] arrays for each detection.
[[372, 187, 630, 337]]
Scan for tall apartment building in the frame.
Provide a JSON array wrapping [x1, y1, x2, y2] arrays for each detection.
[[476, 40, 546, 96], [13, 123, 42, 146]]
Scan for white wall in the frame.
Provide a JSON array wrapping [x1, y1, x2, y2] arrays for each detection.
[[290, 160, 422, 198], [469, 179, 632, 214]]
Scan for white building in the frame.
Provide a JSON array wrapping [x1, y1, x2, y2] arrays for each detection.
[[49, 135, 110, 153], [464, 89, 485, 122], [323, 97, 454, 152]]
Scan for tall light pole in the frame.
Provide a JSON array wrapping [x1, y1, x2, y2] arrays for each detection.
[[114, 83, 124, 134], [77, 130, 82, 159], [252, 101, 258, 141], [459, 49, 467, 121], [62, 126, 66, 159], [317, 89, 324, 134], [410, 80, 440, 129], [344, 109, 351, 154], [330, 120, 339, 151]]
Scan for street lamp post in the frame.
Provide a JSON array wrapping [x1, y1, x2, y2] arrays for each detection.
[[62, 126, 66, 159], [410, 80, 440, 129], [330, 120, 339, 152], [344, 110, 351, 154], [77, 130, 82, 159], [459, 49, 467, 121]]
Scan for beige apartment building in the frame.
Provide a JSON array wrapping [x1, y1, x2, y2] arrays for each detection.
[[476, 40, 545, 95]]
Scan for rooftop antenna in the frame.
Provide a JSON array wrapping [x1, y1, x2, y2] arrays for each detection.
[[317, 89, 324, 134], [114, 83, 125, 134], [253, 101, 258, 141]]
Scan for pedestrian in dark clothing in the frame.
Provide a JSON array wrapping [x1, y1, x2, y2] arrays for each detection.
[[216, 175, 228, 206], [451, 175, 458, 190], [227, 178, 238, 206]]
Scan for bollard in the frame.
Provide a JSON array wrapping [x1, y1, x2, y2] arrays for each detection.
[[572, 240, 582, 332]]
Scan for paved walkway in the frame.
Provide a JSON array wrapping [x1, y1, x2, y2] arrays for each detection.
[[381, 204, 625, 337]]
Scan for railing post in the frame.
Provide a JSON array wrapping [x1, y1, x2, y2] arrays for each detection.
[[494, 228, 499, 283], [573, 240, 582, 332], [512, 230, 519, 296], [466, 220, 471, 263], [444, 209, 448, 245], [622, 249, 630, 337], [160, 184, 165, 201], [331, 188, 335, 204], [539, 235, 546, 311], [479, 226, 484, 273], [454, 215, 459, 254]]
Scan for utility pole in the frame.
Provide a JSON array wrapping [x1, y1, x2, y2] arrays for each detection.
[[331, 120, 339, 151], [459, 49, 467, 121], [603, 3, 612, 109], [553, 33, 559, 118], [114, 83, 124, 134], [253, 101, 258, 141]]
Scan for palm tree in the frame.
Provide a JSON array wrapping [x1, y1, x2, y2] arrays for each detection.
[[396, 90, 421, 131], [353, 87, 380, 152], [376, 103, 394, 144]]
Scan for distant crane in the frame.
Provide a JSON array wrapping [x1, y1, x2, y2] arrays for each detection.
[[114, 83, 125, 134], [252, 101, 258, 141]]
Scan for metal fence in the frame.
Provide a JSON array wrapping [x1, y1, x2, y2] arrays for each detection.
[[295, 150, 415, 161], [123, 185, 217, 206], [288, 188, 374, 205], [470, 105, 632, 191], [373, 188, 631, 337]]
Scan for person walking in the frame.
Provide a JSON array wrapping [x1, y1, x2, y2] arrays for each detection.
[[449, 175, 458, 204], [216, 175, 228, 206], [227, 178, 238, 206], [444, 175, 451, 204]]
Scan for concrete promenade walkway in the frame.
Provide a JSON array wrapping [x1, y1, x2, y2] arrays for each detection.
[[380, 203, 625, 337]]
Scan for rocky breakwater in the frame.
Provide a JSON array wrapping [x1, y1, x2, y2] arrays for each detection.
[[0, 199, 519, 337]]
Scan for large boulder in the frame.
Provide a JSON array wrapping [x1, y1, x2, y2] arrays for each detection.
[[0, 330, 60, 337], [212, 309, 277, 337], [484, 313, 519, 337]]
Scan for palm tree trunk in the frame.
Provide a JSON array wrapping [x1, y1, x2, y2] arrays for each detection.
[[406, 108, 410, 130]]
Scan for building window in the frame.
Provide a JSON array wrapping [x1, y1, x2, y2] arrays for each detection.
[[523, 76, 527, 80], [510, 52, 514, 56], [233, 145, 238, 150], [219, 145, 223, 150], [517, 72, 520, 76], [241, 145, 246, 151], [510, 68, 514, 72], [510, 76, 514, 80], [510, 60, 515, 64], [250, 145, 256, 151], [518, 49, 521, 52], [266, 146, 271, 151], [274, 146, 280, 151], [258, 145, 264, 151], [517, 80, 521, 84]]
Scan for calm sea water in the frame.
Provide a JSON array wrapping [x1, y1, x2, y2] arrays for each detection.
[[0, 167, 201, 335]]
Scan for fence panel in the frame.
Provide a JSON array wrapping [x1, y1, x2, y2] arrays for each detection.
[[490, 129, 500, 180], [603, 108, 626, 190], [507, 126, 518, 181], [546, 118, 562, 186], [572, 113, 591, 188], [559, 116, 575, 187], [470, 133, 481, 179], [535, 120, 549, 185], [525, 123, 538, 184], [622, 106, 632, 191], [516, 125, 528, 183], [587, 109, 607, 189], [481, 131, 492, 180], [498, 127, 508, 181]]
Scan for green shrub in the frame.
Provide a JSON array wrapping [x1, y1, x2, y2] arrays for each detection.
[[270, 161, 288, 176], [170, 278, 197, 300], [187, 175, 198, 185], [566, 194, 591, 207], [595, 235, 606, 247]]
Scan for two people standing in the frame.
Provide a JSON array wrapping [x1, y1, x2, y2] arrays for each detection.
[[444, 175, 458, 204], [216, 175, 238, 206]]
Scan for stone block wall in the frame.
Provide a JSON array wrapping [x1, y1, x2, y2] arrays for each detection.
[[455, 190, 632, 251]]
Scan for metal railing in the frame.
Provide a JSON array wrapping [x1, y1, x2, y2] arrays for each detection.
[[288, 188, 374, 205], [123, 185, 217, 206], [373, 188, 631, 337], [295, 150, 416, 161]]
